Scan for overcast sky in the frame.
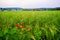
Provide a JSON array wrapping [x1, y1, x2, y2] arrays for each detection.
[[0, 0, 60, 8]]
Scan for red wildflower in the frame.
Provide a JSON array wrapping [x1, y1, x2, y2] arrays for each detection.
[[20, 25, 24, 28], [26, 28, 30, 31], [0, 24, 2, 27], [16, 23, 19, 27]]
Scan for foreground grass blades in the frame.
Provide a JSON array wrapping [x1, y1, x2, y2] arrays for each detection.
[[0, 11, 60, 40]]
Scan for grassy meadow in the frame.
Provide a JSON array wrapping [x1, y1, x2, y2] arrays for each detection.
[[0, 11, 60, 40]]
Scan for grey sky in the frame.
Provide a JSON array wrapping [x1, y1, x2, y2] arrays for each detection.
[[0, 0, 60, 8]]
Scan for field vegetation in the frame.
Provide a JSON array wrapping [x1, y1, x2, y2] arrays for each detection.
[[0, 11, 60, 40]]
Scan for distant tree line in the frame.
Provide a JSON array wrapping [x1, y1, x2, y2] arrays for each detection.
[[22, 8, 60, 11], [0, 8, 22, 11], [56, 7, 60, 10], [0, 7, 60, 11]]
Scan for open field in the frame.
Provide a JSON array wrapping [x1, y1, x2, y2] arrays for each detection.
[[0, 11, 60, 40]]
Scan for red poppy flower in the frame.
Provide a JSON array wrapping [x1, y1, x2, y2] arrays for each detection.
[[20, 25, 24, 28], [16, 23, 19, 27], [26, 28, 30, 31], [0, 24, 2, 27]]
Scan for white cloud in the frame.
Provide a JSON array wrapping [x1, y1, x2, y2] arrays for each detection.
[[0, 0, 21, 7], [0, 0, 60, 8]]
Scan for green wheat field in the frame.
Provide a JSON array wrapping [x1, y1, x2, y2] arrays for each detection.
[[0, 11, 60, 40]]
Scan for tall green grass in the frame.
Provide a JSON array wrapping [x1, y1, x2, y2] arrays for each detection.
[[0, 11, 60, 40]]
